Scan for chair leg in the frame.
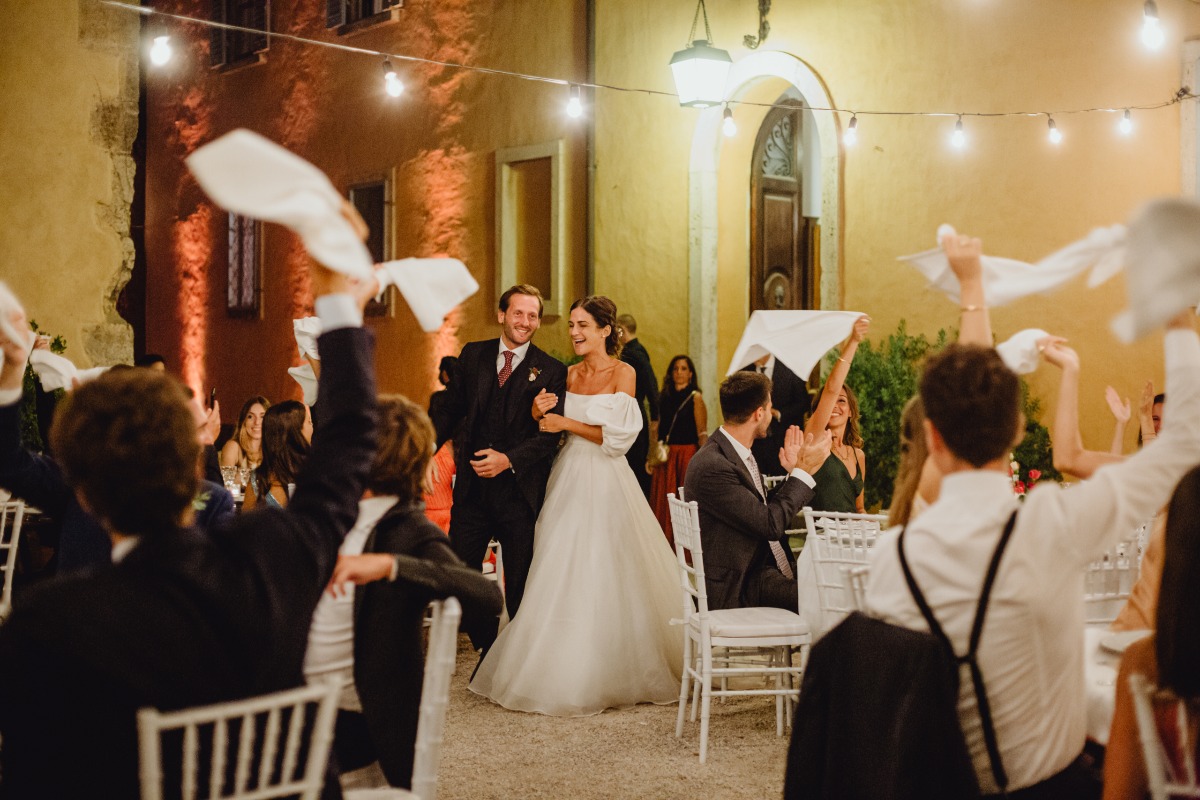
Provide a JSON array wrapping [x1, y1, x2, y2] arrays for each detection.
[[676, 634, 692, 738], [699, 644, 713, 763]]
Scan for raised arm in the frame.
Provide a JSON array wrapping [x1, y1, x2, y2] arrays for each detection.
[[1137, 380, 1158, 445], [805, 316, 869, 436], [1106, 386, 1131, 455], [944, 232, 993, 347], [1041, 338, 1124, 479]]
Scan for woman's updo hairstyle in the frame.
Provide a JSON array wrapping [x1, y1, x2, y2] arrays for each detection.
[[570, 295, 622, 357]]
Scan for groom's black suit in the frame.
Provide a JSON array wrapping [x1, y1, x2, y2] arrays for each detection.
[[431, 338, 567, 649]]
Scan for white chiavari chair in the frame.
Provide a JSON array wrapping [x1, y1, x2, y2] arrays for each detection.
[[0, 499, 26, 622], [1130, 673, 1200, 800], [802, 508, 887, 631]]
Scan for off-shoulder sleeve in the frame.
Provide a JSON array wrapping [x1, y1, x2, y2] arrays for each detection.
[[579, 393, 643, 458]]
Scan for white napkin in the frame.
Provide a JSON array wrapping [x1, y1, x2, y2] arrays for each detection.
[[899, 224, 1126, 306], [376, 258, 479, 332], [29, 350, 108, 391], [1112, 198, 1200, 342], [293, 317, 321, 360], [288, 363, 318, 406], [186, 129, 374, 279], [726, 310, 863, 379], [0, 282, 35, 367], [995, 328, 1051, 375]]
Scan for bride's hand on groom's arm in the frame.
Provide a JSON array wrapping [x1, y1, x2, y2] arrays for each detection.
[[532, 388, 558, 421], [539, 413, 568, 434]]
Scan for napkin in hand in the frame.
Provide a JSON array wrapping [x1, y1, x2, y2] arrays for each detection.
[[376, 258, 479, 332], [1112, 198, 1200, 343], [995, 328, 1051, 375], [186, 129, 374, 279], [725, 310, 863, 379], [288, 363, 318, 407], [899, 224, 1126, 306], [29, 350, 107, 391], [293, 317, 321, 360]]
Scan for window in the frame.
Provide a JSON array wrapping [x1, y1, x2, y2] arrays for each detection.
[[349, 179, 392, 317], [210, 0, 269, 68], [227, 214, 262, 317], [495, 141, 566, 318], [326, 0, 401, 31]]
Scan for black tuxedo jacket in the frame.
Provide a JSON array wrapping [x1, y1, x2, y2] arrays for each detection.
[[742, 359, 809, 477], [353, 502, 503, 788], [683, 430, 814, 610], [0, 326, 378, 799], [430, 338, 567, 514], [620, 338, 660, 423]]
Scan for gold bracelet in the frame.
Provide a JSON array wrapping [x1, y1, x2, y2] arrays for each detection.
[[960, 304, 987, 312], [837, 357, 850, 365]]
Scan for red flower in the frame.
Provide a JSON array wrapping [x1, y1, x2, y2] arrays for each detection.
[[1028, 469, 1042, 482], [1014, 481, 1027, 494]]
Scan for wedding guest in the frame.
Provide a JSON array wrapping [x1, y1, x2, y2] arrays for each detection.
[[804, 316, 870, 513], [887, 395, 933, 527], [649, 354, 708, 544], [617, 313, 659, 498], [1106, 386, 1132, 455], [1103, 466, 1200, 800], [743, 353, 809, 479], [425, 356, 459, 532], [0, 247, 379, 798], [305, 395, 501, 789], [1041, 338, 1125, 478], [1138, 384, 1165, 446], [865, 307, 1200, 798], [219, 395, 270, 470], [244, 400, 312, 509]]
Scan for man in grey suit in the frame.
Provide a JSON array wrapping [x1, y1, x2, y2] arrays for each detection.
[[684, 371, 830, 610]]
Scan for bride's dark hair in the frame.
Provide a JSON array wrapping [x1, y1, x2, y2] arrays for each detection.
[[570, 296, 622, 357]]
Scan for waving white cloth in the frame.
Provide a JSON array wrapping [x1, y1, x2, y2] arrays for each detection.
[[0, 283, 34, 369], [186, 129, 374, 279], [995, 328, 1051, 375], [28, 350, 107, 391], [1112, 198, 1200, 343], [576, 392, 643, 459], [726, 310, 862, 379], [293, 316, 321, 360], [375, 258, 478, 332], [288, 364, 318, 407], [899, 223, 1125, 306]]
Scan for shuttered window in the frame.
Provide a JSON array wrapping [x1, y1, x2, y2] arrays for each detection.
[[210, 0, 269, 68]]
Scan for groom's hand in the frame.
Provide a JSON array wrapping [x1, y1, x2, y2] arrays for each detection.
[[471, 448, 512, 478]]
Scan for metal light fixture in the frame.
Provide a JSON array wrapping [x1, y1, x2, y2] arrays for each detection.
[[668, 0, 733, 108]]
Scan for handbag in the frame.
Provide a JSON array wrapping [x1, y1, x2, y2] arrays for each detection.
[[646, 390, 697, 473]]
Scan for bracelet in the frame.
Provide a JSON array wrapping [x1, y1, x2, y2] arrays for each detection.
[[960, 304, 987, 312], [837, 357, 850, 365]]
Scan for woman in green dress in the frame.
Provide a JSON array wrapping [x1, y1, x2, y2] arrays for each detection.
[[804, 316, 870, 513]]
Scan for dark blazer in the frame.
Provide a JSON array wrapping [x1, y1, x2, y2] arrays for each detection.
[[0, 327, 377, 799], [353, 502, 503, 788], [682, 429, 814, 610], [742, 359, 809, 477], [429, 338, 567, 514], [620, 338, 660, 423]]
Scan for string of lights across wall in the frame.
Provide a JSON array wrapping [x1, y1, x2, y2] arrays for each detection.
[[107, 0, 1199, 151]]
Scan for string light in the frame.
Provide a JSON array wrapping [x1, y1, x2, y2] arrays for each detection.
[[1142, 0, 1165, 50], [566, 84, 583, 118], [382, 59, 403, 97], [149, 34, 172, 66], [1048, 116, 1063, 145], [1119, 108, 1133, 135], [951, 115, 966, 149], [843, 114, 858, 147], [722, 104, 737, 137]]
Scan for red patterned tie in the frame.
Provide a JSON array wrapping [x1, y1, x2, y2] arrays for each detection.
[[498, 350, 515, 387]]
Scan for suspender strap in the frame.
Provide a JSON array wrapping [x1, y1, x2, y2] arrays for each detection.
[[898, 510, 1019, 796]]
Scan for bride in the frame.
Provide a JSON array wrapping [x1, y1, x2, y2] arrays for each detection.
[[469, 295, 683, 716]]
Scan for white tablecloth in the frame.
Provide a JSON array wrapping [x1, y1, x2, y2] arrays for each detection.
[[1084, 625, 1132, 746]]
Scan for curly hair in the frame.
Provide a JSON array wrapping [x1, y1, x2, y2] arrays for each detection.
[[367, 395, 436, 503], [255, 400, 310, 497], [920, 344, 1020, 467], [51, 369, 200, 536], [570, 295, 621, 357]]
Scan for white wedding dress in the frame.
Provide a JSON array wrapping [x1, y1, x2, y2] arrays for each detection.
[[469, 392, 683, 716]]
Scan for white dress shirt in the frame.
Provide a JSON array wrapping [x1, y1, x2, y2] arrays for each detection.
[[755, 356, 776, 381], [866, 328, 1200, 793], [496, 340, 530, 375]]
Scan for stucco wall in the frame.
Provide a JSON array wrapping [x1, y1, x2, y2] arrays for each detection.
[[0, 0, 138, 366]]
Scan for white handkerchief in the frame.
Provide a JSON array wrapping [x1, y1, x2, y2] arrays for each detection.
[[293, 317, 321, 360], [726, 310, 863, 379], [376, 258, 479, 332], [0, 282, 34, 364], [288, 363, 319, 407], [29, 350, 108, 391], [899, 224, 1126, 306], [186, 129, 374, 279], [1112, 198, 1200, 342], [995, 328, 1051, 375]]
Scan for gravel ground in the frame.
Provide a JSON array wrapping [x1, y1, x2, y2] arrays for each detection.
[[437, 637, 791, 799]]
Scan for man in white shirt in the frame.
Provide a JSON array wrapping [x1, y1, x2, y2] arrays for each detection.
[[866, 311, 1200, 798]]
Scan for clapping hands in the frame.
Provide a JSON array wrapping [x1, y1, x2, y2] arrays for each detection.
[[1105, 386, 1131, 424], [780, 426, 832, 474]]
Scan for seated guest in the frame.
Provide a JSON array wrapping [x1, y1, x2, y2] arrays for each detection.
[[887, 395, 934, 528], [683, 371, 828, 610], [1103, 467, 1200, 800], [244, 399, 312, 509], [305, 395, 502, 789], [865, 308, 1200, 798], [220, 394, 270, 470], [743, 352, 808, 479], [804, 316, 870, 513], [0, 250, 379, 797]]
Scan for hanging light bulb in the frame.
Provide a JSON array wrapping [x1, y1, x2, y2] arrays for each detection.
[[1047, 116, 1063, 145], [149, 34, 172, 66], [722, 105, 737, 138], [951, 116, 967, 149], [843, 114, 858, 147], [1142, 0, 1165, 50], [668, 0, 733, 107], [566, 85, 583, 118], [382, 59, 404, 97], [1119, 108, 1133, 135]]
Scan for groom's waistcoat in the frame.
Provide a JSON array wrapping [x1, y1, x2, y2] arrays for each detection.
[[473, 369, 519, 452]]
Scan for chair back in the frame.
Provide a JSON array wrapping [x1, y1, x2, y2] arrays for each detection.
[[803, 508, 886, 625], [668, 493, 708, 619], [0, 500, 25, 621], [137, 680, 341, 800], [846, 565, 870, 612], [1084, 542, 1139, 626], [1129, 672, 1200, 800], [410, 597, 462, 800]]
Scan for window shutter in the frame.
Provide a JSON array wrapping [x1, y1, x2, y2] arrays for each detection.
[[247, 0, 268, 53], [326, 0, 345, 28], [380, 0, 401, 9], [209, 0, 226, 66]]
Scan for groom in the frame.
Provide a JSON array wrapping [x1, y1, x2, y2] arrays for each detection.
[[431, 284, 567, 651]]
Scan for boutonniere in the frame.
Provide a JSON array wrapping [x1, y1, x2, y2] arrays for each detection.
[[192, 490, 212, 513], [528, 367, 541, 382]]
